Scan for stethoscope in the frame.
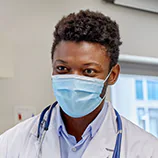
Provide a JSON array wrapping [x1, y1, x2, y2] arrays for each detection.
[[37, 101, 122, 158]]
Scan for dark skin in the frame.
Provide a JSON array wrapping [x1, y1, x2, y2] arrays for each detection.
[[52, 41, 120, 142]]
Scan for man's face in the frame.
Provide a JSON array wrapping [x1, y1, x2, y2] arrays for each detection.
[[52, 41, 120, 85]]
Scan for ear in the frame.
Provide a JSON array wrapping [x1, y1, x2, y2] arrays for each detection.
[[108, 64, 120, 85]]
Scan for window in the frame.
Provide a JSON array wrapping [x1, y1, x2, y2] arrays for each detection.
[[111, 55, 158, 138], [111, 74, 158, 138], [137, 107, 158, 137], [147, 81, 158, 100], [135, 80, 144, 100], [137, 108, 146, 130], [149, 109, 158, 137]]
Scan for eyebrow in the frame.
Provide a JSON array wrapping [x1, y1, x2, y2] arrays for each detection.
[[83, 62, 102, 68], [55, 59, 68, 64], [54, 59, 102, 68]]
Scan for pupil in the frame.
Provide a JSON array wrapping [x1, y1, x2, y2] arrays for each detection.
[[87, 70, 92, 73], [60, 67, 64, 70]]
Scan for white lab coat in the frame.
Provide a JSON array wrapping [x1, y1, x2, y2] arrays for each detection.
[[0, 102, 158, 158]]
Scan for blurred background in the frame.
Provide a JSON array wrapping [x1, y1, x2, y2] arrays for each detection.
[[0, 0, 158, 137]]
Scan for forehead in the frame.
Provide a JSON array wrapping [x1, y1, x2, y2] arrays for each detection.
[[53, 41, 110, 67]]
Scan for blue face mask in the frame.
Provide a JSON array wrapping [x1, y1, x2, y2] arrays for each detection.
[[52, 73, 111, 118]]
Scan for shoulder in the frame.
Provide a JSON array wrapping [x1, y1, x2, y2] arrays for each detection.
[[121, 116, 158, 157], [0, 115, 39, 139], [0, 115, 39, 157], [0, 104, 58, 158]]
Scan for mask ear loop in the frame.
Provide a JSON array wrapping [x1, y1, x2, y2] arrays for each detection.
[[100, 69, 113, 99], [104, 68, 113, 84]]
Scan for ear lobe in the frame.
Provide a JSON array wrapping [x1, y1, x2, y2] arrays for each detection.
[[108, 64, 120, 85]]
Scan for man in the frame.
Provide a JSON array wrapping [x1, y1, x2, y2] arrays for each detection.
[[0, 10, 158, 158]]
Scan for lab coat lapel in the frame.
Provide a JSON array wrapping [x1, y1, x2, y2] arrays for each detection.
[[82, 102, 118, 158], [41, 128, 60, 158], [33, 106, 61, 158]]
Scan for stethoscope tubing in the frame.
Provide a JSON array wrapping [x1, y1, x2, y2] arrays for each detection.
[[37, 101, 58, 138], [37, 102, 122, 158]]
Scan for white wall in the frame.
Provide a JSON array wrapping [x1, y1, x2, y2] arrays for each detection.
[[0, 0, 158, 134]]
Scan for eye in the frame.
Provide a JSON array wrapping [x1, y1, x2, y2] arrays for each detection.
[[84, 69, 96, 76], [56, 66, 69, 73]]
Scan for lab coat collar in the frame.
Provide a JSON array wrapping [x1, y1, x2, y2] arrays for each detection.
[[82, 101, 118, 158], [30, 105, 61, 158], [30, 101, 119, 158]]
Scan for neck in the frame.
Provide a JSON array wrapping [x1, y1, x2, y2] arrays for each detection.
[[60, 101, 105, 142]]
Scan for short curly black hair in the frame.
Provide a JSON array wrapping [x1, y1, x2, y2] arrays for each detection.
[[51, 10, 122, 68]]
